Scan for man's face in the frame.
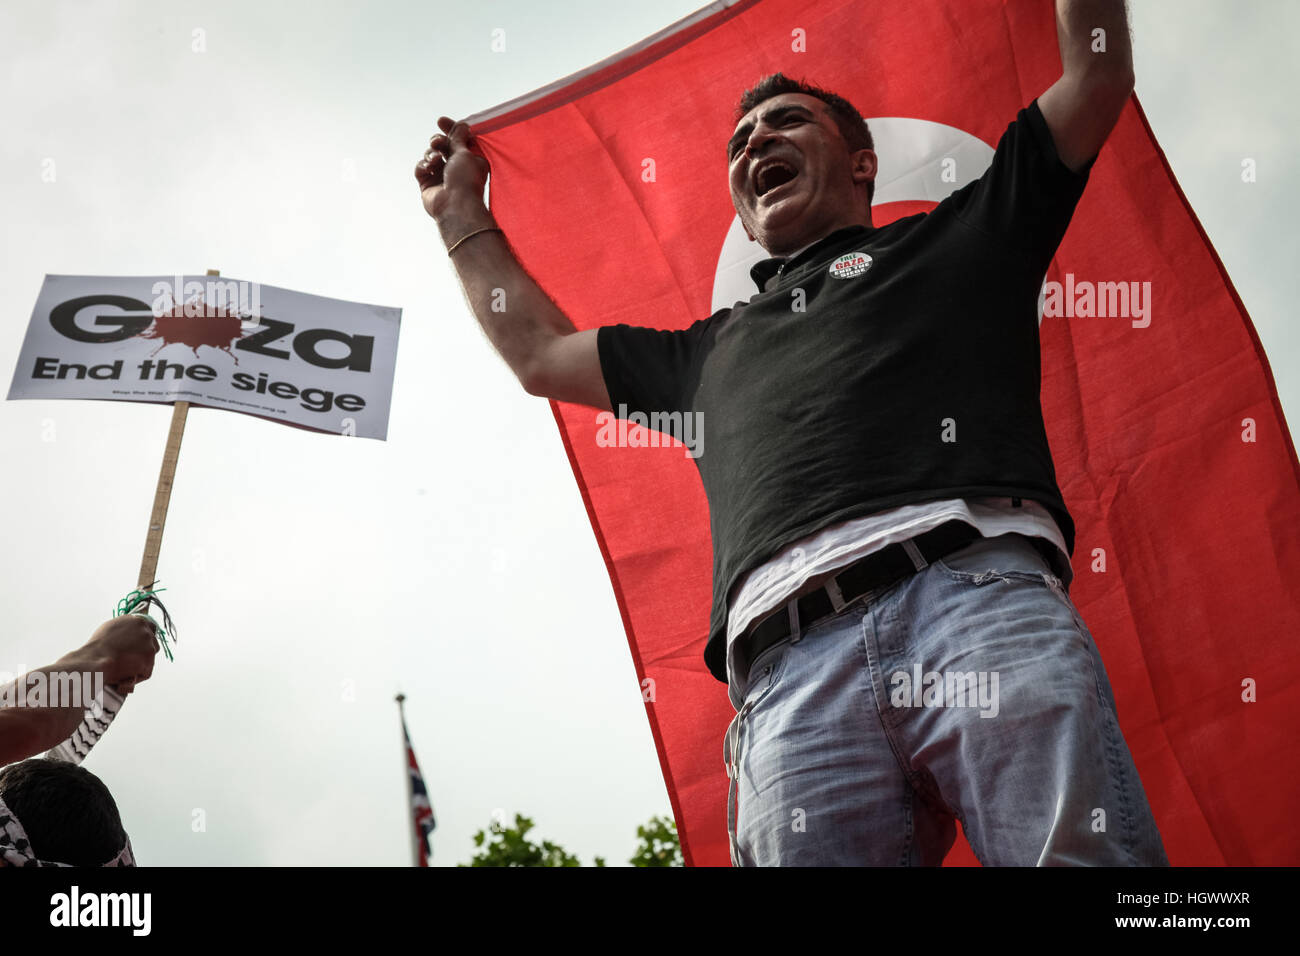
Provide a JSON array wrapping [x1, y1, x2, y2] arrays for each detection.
[[726, 92, 872, 256]]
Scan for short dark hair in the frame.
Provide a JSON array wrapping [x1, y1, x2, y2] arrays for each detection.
[[0, 758, 126, 865], [735, 73, 875, 204]]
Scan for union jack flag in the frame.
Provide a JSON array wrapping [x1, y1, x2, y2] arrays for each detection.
[[404, 718, 436, 866]]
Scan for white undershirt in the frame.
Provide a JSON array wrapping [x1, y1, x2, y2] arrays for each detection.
[[723, 496, 1071, 710]]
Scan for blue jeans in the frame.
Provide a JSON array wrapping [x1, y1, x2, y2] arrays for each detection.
[[723, 532, 1169, 866]]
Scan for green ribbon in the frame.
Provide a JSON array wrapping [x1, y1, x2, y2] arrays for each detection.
[[114, 581, 178, 662]]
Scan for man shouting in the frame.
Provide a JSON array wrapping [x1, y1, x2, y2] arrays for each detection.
[[416, 0, 1167, 866]]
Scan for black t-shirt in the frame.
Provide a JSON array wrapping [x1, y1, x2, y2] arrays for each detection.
[[598, 99, 1091, 684]]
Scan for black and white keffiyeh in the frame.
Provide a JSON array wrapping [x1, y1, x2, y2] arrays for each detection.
[[43, 685, 125, 764]]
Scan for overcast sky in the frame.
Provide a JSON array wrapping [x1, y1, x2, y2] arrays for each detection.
[[1, 0, 1295, 866]]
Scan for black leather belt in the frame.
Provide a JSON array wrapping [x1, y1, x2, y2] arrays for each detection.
[[740, 520, 982, 674]]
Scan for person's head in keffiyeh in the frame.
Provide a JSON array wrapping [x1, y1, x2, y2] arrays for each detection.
[[0, 758, 135, 867]]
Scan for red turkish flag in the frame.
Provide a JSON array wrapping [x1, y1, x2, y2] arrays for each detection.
[[465, 0, 1300, 866]]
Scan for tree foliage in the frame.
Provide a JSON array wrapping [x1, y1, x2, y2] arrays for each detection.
[[461, 813, 605, 867], [460, 812, 682, 867], [629, 814, 683, 867]]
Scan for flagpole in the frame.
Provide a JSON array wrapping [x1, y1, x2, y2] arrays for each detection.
[[396, 693, 420, 867]]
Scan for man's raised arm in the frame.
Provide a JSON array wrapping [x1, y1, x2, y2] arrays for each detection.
[[1037, 0, 1135, 174], [0, 616, 158, 766], [415, 117, 611, 411]]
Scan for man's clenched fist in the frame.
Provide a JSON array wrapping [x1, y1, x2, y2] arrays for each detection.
[[71, 616, 161, 695], [415, 116, 491, 222]]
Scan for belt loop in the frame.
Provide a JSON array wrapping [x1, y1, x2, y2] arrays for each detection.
[[787, 598, 803, 643], [902, 538, 929, 572], [824, 576, 846, 613]]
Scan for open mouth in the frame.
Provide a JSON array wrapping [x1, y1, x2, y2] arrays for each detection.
[[754, 160, 798, 198]]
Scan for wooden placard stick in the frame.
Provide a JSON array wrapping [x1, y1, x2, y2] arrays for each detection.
[[135, 268, 215, 589]]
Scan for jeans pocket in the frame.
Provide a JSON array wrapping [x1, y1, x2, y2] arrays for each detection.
[[737, 637, 793, 801], [743, 637, 792, 714], [934, 535, 1092, 656], [933, 533, 1057, 585]]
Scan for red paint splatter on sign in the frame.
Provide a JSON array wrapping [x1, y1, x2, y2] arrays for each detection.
[[139, 299, 246, 364]]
